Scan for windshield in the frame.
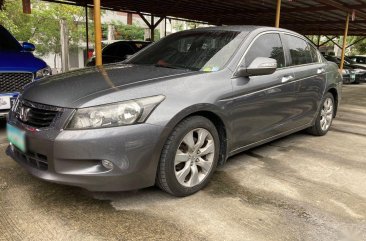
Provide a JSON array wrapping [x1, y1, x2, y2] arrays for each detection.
[[344, 56, 356, 65], [127, 30, 244, 71], [0, 26, 22, 51]]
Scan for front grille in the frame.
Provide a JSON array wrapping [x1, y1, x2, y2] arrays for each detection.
[[13, 146, 48, 171], [15, 100, 61, 128], [0, 72, 33, 93]]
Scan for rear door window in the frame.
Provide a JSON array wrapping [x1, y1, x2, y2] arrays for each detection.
[[245, 33, 285, 68], [309, 45, 320, 63], [356, 57, 366, 64], [284, 35, 313, 66], [103, 42, 135, 57]]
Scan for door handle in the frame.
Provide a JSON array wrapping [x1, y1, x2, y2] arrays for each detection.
[[281, 75, 294, 83], [317, 68, 325, 74]]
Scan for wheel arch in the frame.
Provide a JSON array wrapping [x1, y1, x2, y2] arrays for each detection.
[[185, 110, 229, 166], [326, 87, 339, 117], [156, 104, 231, 169]]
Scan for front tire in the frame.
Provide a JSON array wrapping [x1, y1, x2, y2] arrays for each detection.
[[156, 116, 220, 197], [307, 92, 335, 136]]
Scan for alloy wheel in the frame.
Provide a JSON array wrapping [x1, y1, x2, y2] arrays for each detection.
[[320, 97, 334, 131], [174, 128, 215, 187]]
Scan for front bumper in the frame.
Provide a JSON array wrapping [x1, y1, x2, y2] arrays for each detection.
[[6, 117, 165, 191]]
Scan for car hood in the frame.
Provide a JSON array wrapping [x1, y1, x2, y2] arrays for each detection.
[[0, 51, 47, 72], [21, 64, 196, 108]]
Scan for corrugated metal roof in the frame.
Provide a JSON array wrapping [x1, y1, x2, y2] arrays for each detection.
[[42, 0, 366, 35]]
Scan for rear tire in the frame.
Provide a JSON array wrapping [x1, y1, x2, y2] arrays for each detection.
[[307, 92, 335, 136], [156, 116, 220, 197]]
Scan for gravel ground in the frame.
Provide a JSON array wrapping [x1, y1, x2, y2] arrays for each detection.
[[0, 85, 365, 241]]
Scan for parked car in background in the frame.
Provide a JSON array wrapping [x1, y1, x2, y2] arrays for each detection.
[[323, 55, 366, 70], [86, 40, 151, 66], [7, 26, 342, 196], [349, 55, 366, 82], [323, 55, 364, 83], [340, 68, 357, 84], [349, 55, 366, 64], [0, 25, 51, 118]]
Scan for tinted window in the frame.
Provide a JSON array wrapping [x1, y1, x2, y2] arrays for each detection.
[[356, 57, 366, 64], [309, 45, 320, 63], [0, 26, 22, 51], [245, 33, 285, 68], [324, 56, 339, 64], [103, 42, 135, 57], [285, 35, 313, 66], [133, 42, 150, 51], [128, 30, 245, 71]]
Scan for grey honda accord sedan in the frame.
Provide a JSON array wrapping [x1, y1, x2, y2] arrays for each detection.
[[6, 26, 342, 196]]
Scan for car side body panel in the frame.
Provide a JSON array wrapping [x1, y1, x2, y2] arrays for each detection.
[[6, 26, 342, 191]]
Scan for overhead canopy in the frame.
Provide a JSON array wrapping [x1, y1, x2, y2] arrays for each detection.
[[42, 0, 366, 36]]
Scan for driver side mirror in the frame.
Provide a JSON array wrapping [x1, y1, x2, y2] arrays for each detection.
[[22, 42, 35, 52], [234, 57, 277, 77]]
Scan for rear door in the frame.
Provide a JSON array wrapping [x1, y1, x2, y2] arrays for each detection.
[[229, 32, 298, 150], [283, 34, 327, 125]]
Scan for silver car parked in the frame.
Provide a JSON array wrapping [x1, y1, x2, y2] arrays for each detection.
[[6, 26, 342, 196]]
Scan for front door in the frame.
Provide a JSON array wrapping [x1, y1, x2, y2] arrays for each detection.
[[228, 33, 298, 151]]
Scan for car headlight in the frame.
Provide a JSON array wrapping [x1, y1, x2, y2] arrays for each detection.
[[35, 66, 52, 79], [66, 95, 165, 130]]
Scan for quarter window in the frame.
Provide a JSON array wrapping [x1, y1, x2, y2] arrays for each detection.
[[245, 33, 285, 68], [285, 35, 313, 66]]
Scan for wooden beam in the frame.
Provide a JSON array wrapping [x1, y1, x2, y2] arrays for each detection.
[[93, 0, 102, 66], [275, 0, 281, 28], [324, 36, 342, 49], [347, 36, 366, 48], [138, 12, 152, 28], [22, 0, 31, 14], [85, 5, 90, 60], [150, 14, 154, 41], [340, 14, 350, 71], [127, 13, 133, 25], [315, 0, 366, 19], [153, 17, 165, 29], [318, 36, 338, 47]]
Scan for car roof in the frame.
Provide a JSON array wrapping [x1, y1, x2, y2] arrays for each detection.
[[102, 40, 151, 44], [186, 25, 302, 35]]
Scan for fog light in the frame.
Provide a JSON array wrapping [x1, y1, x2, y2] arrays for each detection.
[[102, 160, 114, 170]]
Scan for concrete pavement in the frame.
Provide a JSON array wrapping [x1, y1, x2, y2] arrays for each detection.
[[0, 85, 365, 241]]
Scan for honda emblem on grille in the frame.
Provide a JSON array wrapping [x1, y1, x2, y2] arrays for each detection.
[[19, 107, 31, 122]]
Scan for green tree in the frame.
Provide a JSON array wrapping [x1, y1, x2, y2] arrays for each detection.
[[112, 21, 145, 40]]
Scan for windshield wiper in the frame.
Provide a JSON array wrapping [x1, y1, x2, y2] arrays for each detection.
[[154, 63, 198, 71], [154, 63, 181, 69]]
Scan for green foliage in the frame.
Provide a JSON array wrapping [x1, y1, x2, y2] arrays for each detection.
[[112, 21, 145, 40], [347, 36, 366, 55], [173, 21, 184, 32], [0, 0, 86, 56], [307, 35, 366, 55], [154, 29, 160, 41]]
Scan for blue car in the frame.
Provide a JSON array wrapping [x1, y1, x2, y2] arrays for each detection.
[[0, 25, 51, 118]]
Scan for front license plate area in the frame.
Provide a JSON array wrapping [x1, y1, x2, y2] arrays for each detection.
[[0, 96, 11, 110], [7, 124, 26, 153]]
